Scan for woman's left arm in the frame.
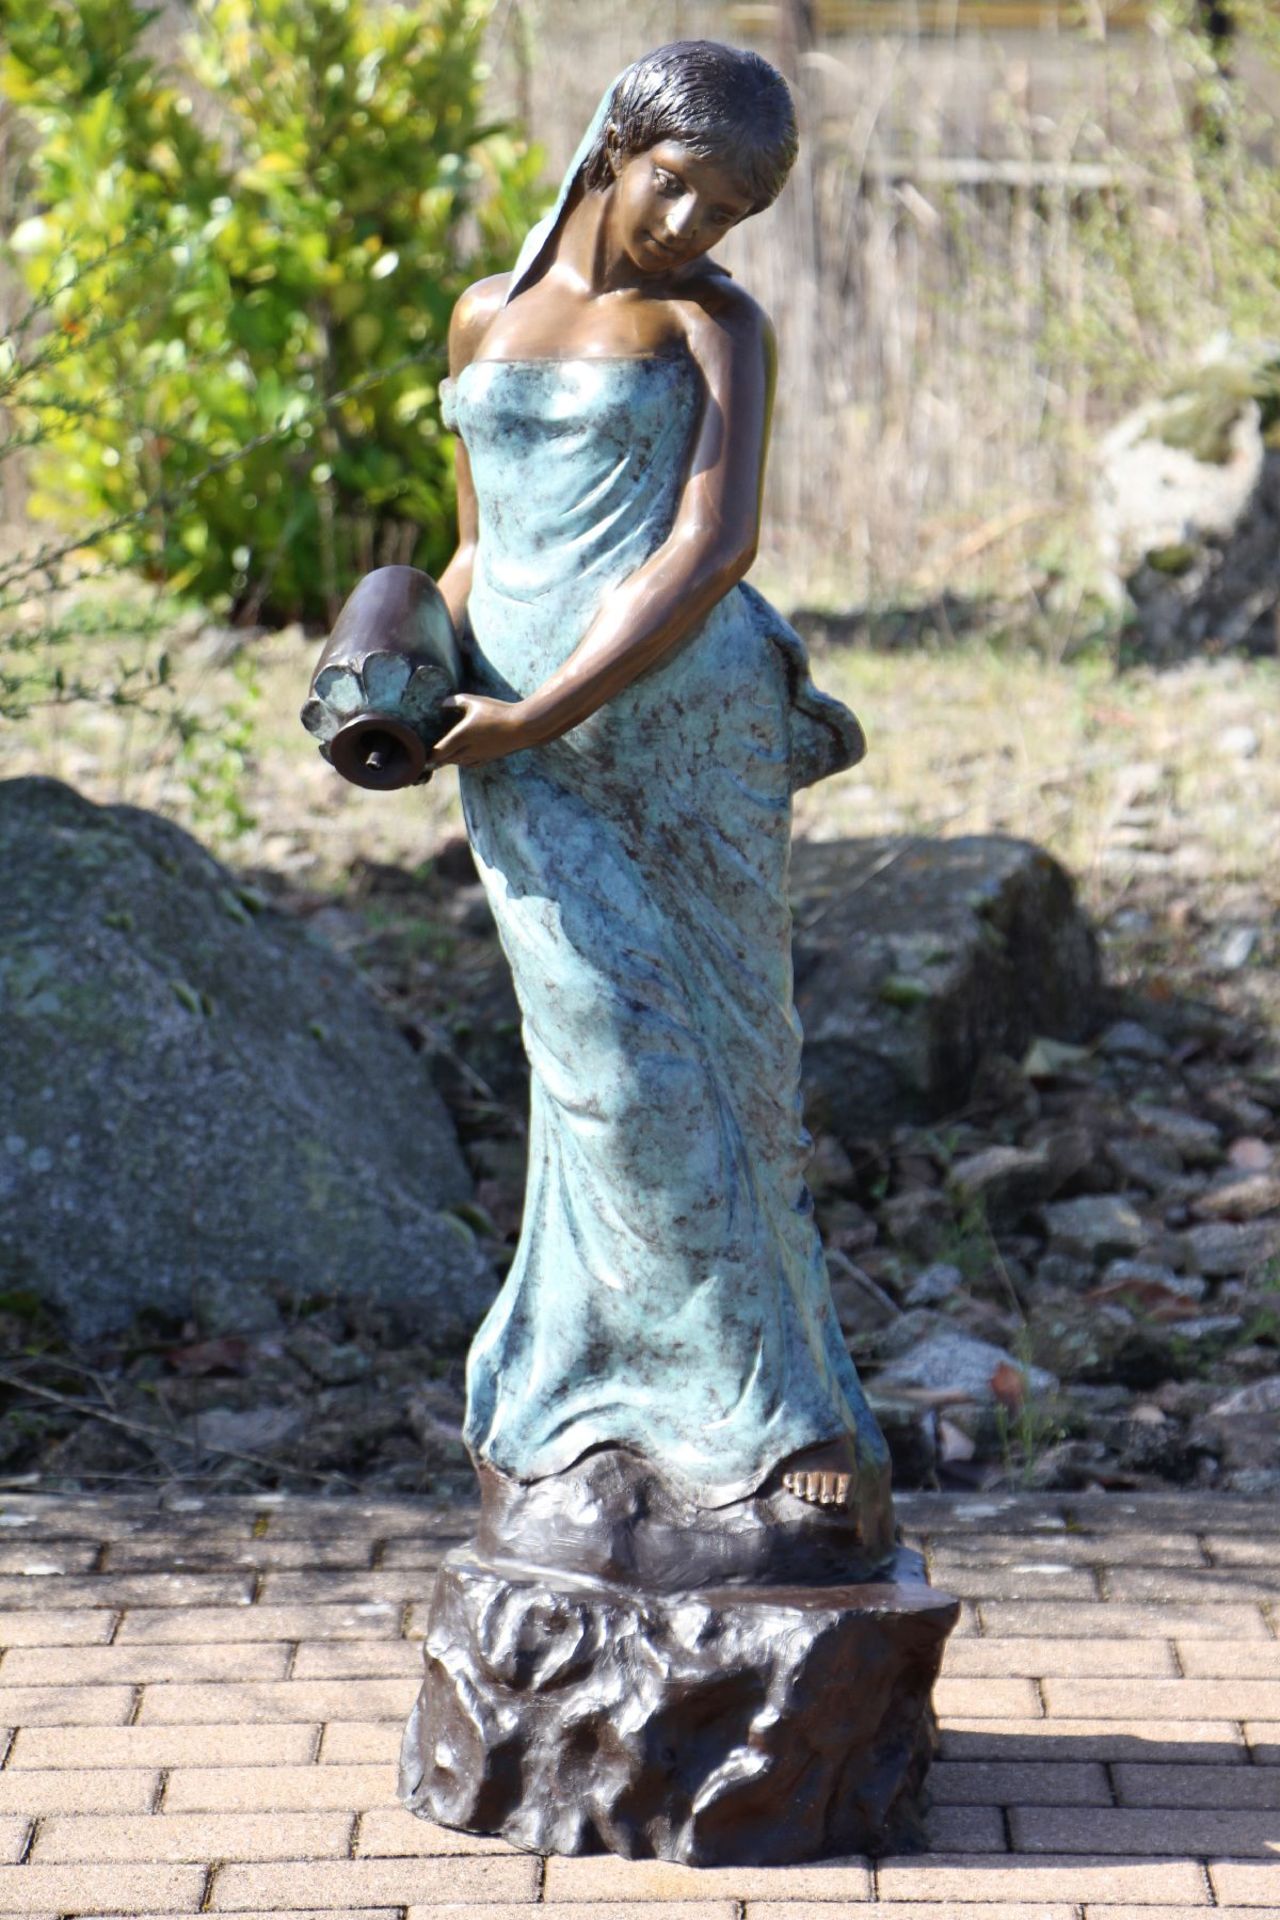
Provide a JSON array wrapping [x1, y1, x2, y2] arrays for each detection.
[[431, 290, 776, 768]]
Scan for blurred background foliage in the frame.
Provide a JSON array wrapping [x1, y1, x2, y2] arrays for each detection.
[[1, 0, 1279, 845], [0, 0, 543, 627], [3, 0, 1280, 634]]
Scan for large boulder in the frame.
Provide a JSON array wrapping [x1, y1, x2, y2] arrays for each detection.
[[0, 777, 493, 1342], [792, 834, 1100, 1134], [1094, 341, 1280, 662]]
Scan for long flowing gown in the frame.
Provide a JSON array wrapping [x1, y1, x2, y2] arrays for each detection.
[[445, 350, 888, 1509]]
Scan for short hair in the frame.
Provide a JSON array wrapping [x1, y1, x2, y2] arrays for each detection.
[[580, 40, 798, 214]]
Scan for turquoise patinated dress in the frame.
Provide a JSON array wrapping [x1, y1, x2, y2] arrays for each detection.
[[443, 350, 888, 1509]]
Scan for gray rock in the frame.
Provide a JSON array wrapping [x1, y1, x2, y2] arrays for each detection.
[[1042, 1194, 1148, 1263], [1190, 1171, 1280, 1223], [807, 1133, 857, 1196], [818, 1196, 878, 1257], [1203, 1083, 1274, 1134], [827, 1255, 901, 1335], [873, 1327, 1057, 1404], [944, 1293, 1023, 1347], [949, 1129, 1092, 1228], [1031, 1252, 1095, 1294], [285, 1329, 375, 1386], [1172, 1315, 1245, 1346], [1191, 1397, 1280, 1480], [1021, 1438, 1112, 1492], [1094, 343, 1280, 662], [1124, 452, 1280, 662], [1105, 1136, 1188, 1195], [404, 1384, 471, 1467], [792, 836, 1100, 1132], [1117, 1412, 1197, 1483], [1034, 1299, 1190, 1390], [1248, 1071, 1280, 1116], [1182, 1218, 1280, 1278], [1211, 1378, 1280, 1419], [1222, 1468, 1280, 1497], [1100, 1259, 1206, 1303], [1097, 1020, 1171, 1062], [867, 1395, 940, 1483], [863, 1308, 952, 1366], [189, 1276, 286, 1336], [1095, 358, 1266, 580], [0, 777, 492, 1343], [904, 1261, 965, 1308], [1070, 1382, 1140, 1417], [1135, 1105, 1223, 1167], [879, 1188, 952, 1260]]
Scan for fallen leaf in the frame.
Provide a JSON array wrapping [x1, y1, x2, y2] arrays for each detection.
[[989, 1362, 1026, 1412], [163, 1336, 253, 1376], [1085, 1276, 1204, 1322], [1021, 1036, 1091, 1080]]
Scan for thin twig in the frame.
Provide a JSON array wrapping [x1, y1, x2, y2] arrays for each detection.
[[0, 1366, 355, 1489]]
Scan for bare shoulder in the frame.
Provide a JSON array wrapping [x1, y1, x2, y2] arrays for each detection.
[[448, 275, 512, 373], [676, 276, 776, 385]]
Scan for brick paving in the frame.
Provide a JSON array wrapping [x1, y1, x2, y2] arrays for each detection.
[[0, 1490, 1275, 1916]]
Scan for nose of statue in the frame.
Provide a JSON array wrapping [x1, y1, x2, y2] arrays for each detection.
[[661, 196, 699, 244]]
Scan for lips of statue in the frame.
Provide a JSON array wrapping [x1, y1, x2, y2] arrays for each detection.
[[609, 139, 755, 276]]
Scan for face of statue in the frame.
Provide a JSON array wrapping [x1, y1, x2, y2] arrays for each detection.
[[608, 138, 756, 276]]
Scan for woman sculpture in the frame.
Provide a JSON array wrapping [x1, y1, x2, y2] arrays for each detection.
[[427, 40, 893, 1577]]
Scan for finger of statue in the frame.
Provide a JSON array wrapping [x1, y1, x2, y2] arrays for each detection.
[[431, 712, 474, 762]]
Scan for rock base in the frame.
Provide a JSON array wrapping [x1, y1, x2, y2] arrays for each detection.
[[399, 1545, 958, 1865]]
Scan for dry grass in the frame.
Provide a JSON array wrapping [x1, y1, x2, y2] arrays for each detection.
[[802, 632, 1273, 880]]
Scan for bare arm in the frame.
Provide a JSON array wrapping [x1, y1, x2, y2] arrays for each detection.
[[432, 289, 777, 767], [434, 276, 509, 634]]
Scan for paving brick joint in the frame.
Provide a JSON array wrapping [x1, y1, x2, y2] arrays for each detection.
[[0, 1490, 1276, 1915]]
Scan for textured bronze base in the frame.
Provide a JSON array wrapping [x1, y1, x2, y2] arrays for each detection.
[[474, 1441, 897, 1590], [399, 1543, 958, 1865]]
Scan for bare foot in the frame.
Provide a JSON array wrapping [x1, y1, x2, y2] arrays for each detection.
[[778, 1435, 859, 1510]]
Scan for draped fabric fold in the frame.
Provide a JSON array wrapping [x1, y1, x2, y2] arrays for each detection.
[[453, 354, 884, 1506]]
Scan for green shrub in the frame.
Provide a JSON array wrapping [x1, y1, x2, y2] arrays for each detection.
[[2, 0, 542, 624]]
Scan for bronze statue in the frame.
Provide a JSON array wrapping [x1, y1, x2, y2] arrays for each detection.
[[307, 37, 956, 1865]]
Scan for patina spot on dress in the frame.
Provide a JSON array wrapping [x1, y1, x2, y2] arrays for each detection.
[[445, 352, 887, 1508]]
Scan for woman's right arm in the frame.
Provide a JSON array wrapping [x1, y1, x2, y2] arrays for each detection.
[[434, 275, 508, 632]]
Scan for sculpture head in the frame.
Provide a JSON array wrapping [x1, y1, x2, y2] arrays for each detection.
[[581, 40, 798, 223]]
